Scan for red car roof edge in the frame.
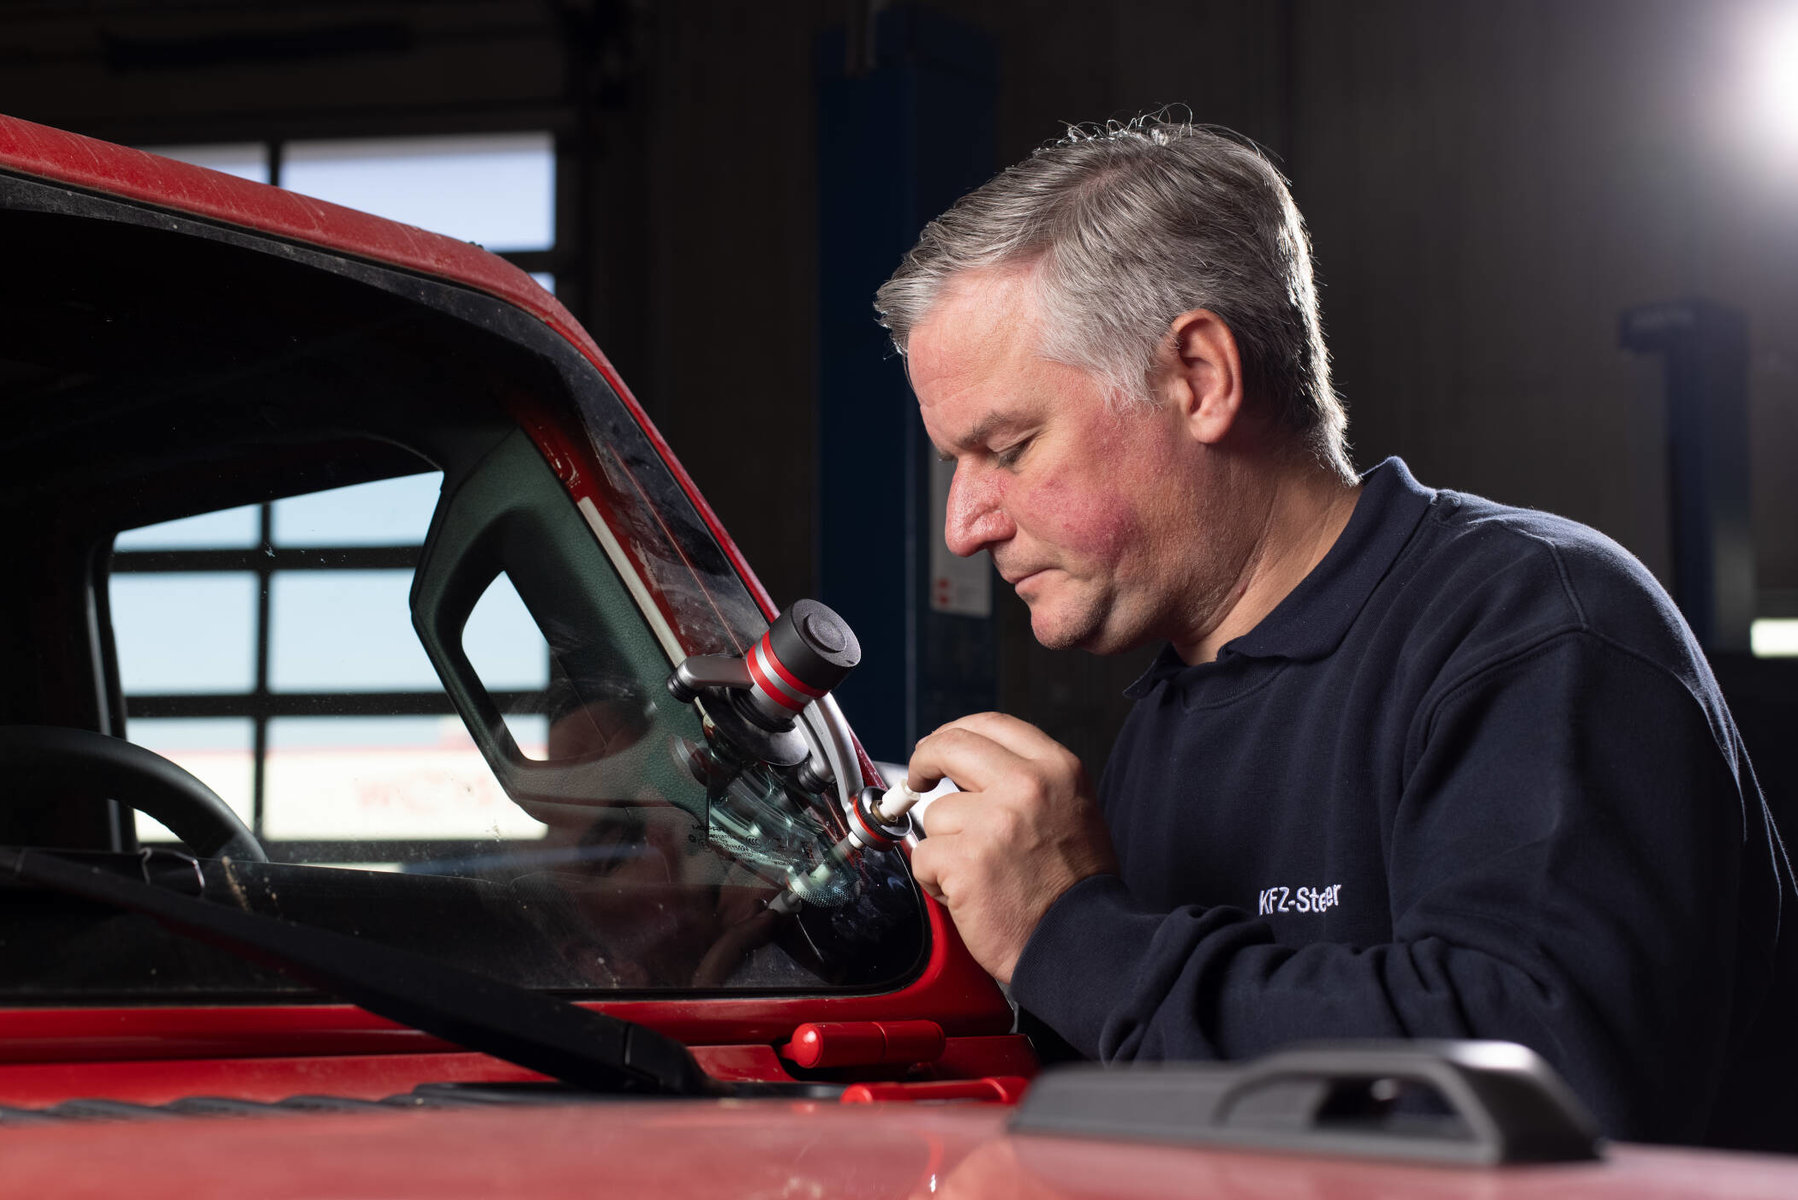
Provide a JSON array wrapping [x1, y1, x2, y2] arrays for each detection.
[[0, 112, 779, 623]]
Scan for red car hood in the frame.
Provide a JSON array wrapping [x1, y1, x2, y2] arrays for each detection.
[[6, 1098, 1797, 1200]]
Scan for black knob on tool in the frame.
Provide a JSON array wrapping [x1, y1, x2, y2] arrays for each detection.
[[743, 600, 861, 726]]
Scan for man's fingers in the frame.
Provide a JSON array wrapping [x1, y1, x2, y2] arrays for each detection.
[[933, 711, 1071, 762], [907, 837, 947, 901], [908, 711, 1083, 798], [906, 724, 1029, 794], [912, 790, 980, 838]]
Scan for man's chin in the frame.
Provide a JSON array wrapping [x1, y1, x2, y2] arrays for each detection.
[[1027, 602, 1111, 654], [1026, 597, 1149, 656]]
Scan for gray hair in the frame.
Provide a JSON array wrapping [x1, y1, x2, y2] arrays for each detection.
[[875, 116, 1353, 480]]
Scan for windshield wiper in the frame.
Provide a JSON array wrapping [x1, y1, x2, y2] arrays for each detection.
[[0, 847, 713, 1097]]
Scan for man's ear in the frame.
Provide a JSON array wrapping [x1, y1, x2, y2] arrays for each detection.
[[1158, 309, 1243, 446]]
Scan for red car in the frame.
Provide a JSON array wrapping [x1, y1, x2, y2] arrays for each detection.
[[0, 113, 1792, 1197]]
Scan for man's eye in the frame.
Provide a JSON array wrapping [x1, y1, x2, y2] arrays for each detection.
[[993, 440, 1030, 468]]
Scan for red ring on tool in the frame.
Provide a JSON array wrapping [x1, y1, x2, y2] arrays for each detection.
[[756, 632, 828, 699], [851, 795, 898, 849], [746, 646, 809, 713]]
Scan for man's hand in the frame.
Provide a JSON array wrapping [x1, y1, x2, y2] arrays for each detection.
[[907, 712, 1118, 984]]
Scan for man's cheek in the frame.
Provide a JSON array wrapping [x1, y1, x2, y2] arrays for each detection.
[[1027, 475, 1140, 559]]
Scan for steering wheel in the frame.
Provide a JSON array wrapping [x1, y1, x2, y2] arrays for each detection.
[[0, 726, 267, 863]]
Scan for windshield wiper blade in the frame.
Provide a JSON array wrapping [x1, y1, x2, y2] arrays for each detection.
[[0, 847, 713, 1097]]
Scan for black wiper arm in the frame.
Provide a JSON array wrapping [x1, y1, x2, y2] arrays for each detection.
[[0, 847, 713, 1097]]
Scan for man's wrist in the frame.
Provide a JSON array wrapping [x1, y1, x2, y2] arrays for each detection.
[[1009, 872, 1139, 1057]]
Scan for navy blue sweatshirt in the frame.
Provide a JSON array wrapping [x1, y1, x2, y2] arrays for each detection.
[[1009, 458, 1794, 1146]]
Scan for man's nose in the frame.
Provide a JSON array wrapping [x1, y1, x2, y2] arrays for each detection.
[[944, 466, 1012, 557]]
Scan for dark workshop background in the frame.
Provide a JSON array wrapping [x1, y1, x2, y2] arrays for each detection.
[[5, 0, 1795, 793]]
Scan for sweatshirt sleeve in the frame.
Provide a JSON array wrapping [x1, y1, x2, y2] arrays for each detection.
[[1008, 630, 1775, 1143]]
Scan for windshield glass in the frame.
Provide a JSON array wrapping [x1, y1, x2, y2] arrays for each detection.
[[0, 175, 924, 1000]]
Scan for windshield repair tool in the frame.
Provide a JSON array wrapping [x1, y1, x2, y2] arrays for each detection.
[[667, 599, 860, 786], [668, 600, 902, 910], [666, 602, 942, 913], [767, 779, 925, 913]]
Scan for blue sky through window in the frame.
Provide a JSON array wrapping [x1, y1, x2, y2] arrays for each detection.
[[113, 574, 258, 694], [272, 472, 440, 546], [116, 504, 260, 550]]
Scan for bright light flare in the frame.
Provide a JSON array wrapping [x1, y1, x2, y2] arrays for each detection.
[[1742, 5, 1798, 162], [1751, 618, 1798, 657]]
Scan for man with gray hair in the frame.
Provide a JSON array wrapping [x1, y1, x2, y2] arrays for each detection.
[[879, 116, 1792, 1147]]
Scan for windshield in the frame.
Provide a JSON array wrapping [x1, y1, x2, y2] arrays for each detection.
[[0, 173, 925, 1000]]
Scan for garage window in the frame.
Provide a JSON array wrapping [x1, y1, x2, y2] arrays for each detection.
[[144, 132, 557, 292], [112, 474, 553, 861]]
